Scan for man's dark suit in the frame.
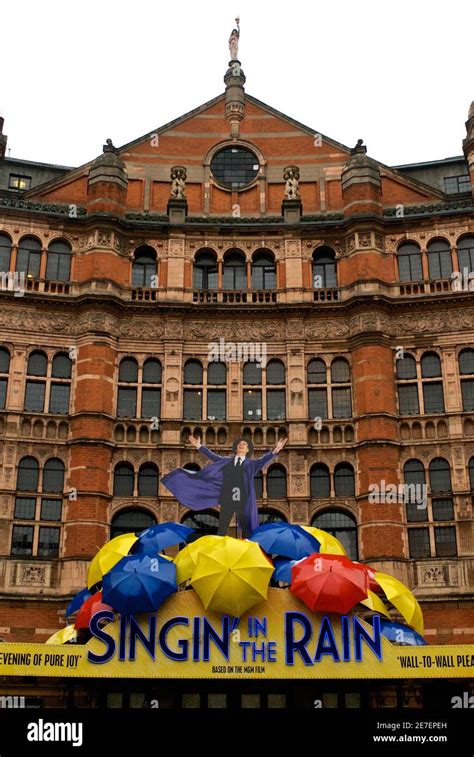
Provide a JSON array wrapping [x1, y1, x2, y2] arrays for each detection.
[[217, 457, 251, 537]]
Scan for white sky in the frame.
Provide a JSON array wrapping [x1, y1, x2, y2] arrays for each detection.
[[1, 0, 472, 168]]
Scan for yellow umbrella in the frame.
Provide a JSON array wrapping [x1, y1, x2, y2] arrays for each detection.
[[174, 535, 223, 584], [359, 589, 391, 618], [87, 533, 138, 589], [373, 571, 424, 635], [46, 625, 77, 644], [301, 526, 347, 556], [190, 536, 274, 617]]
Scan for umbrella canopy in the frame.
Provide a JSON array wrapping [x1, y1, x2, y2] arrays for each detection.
[[190, 536, 274, 617], [359, 589, 391, 618], [372, 571, 424, 636], [174, 534, 223, 584], [249, 523, 320, 560], [272, 556, 305, 584], [45, 625, 78, 644], [291, 554, 369, 614], [74, 591, 113, 630], [301, 526, 347, 556], [65, 587, 92, 617], [87, 533, 138, 589], [379, 620, 427, 646], [132, 522, 194, 556], [102, 554, 177, 616]]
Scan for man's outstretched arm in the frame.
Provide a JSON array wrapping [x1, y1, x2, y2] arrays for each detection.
[[251, 437, 288, 474], [188, 434, 228, 462]]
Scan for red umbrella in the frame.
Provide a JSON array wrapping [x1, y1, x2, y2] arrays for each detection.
[[353, 562, 382, 594], [290, 554, 369, 614], [74, 590, 113, 630]]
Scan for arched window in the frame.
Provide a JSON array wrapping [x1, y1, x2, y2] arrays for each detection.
[[331, 358, 352, 418], [113, 463, 134, 497], [17, 237, 42, 278], [403, 459, 427, 523], [311, 509, 358, 560], [52, 353, 72, 379], [142, 359, 161, 419], [310, 464, 330, 497], [138, 463, 158, 497], [43, 459, 65, 493], [223, 250, 246, 290], [132, 246, 157, 288], [193, 250, 218, 290], [46, 240, 72, 281], [0, 347, 10, 410], [117, 358, 139, 418], [49, 352, 72, 414], [396, 353, 419, 415], [252, 250, 276, 290], [0, 233, 12, 271], [308, 358, 328, 420], [421, 352, 444, 414], [243, 361, 261, 385], [17, 457, 39, 492], [143, 358, 161, 384], [459, 349, 474, 411], [334, 463, 355, 497], [397, 242, 422, 282], [427, 239, 452, 280], [266, 359, 285, 385], [258, 508, 287, 525], [313, 247, 336, 288], [266, 360, 285, 421], [181, 509, 219, 543], [429, 458, 451, 493], [267, 465, 287, 498], [208, 362, 226, 385], [243, 361, 262, 420], [111, 508, 156, 539], [457, 235, 474, 275], [24, 351, 48, 413], [407, 458, 456, 559], [184, 360, 203, 421], [207, 362, 226, 421]]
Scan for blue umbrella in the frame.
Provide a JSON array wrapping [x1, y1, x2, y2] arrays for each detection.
[[249, 523, 320, 560], [65, 587, 92, 617], [380, 620, 427, 646], [272, 557, 304, 584], [102, 554, 177, 615], [132, 522, 194, 555]]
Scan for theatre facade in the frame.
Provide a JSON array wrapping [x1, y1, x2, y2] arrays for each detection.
[[0, 40, 473, 710]]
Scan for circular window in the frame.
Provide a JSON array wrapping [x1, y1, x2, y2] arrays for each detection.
[[210, 146, 260, 190]]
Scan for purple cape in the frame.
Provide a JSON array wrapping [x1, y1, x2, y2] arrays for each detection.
[[160, 445, 276, 532]]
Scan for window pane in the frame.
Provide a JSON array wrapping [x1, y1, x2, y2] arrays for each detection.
[[17, 458, 39, 491], [184, 361, 203, 385], [307, 359, 326, 384], [184, 389, 202, 420], [461, 380, 474, 411], [406, 501, 428, 523], [267, 361, 285, 385], [43, 461, 65, 493], [46, 250, 71, 281], [142, 360, 161, 384], [309, 389, 328, 419], [0, 348, 10, 373], [429, 460, 451, 492], [398, 384, 419, 415], [114, 465, 134, 496], [421, 354, 441, 378], [14, 497, 36, 519], [111, 509, 156, 539], [138, 466, 158, 497], [11, 525, 34, 556], [422, 382, 444, 413], [223, 257, 246, 289], [243, 390, 262, 420], [38, 527, 60, 558], [49, 383, 70, 414], [404, 460, 426, 486], [267, 390, 285, 420], [0, 234, 12, 270], [24, 381, 45, 412], [52, 354, 72, 379], [310, 466, 330, 497], [311, 510, 358, 560], [27, 352, 47, 377], [207, 390, 226, 420], [243, 362, 262, 385], [119, 358, 138, 383], [332, 388, 351, 418], [396, 356, 417, 380], [0, 378, 7, 409], [40, 498, 62, 521], [334, 465, 355, 496], [434, 527, 457, 557], [408, 528, 430, 558], [459, 350, 474, 375], [141, 388, 161, 418], [267, 468, 286, 498], [432, 498, 454, 521], [117, 387, 137, 417], [331, 359, 350, 383], [208, 362, 226, 385]]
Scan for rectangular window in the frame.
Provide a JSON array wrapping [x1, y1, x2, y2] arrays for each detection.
[[444, 175, 471, 194], [49, 383, 70, 414], [434, 526, 457, 557], [11, 525, 34, 556], [398, 384, 420, 415], [183, 389, 202, 420], [40, 498, 62, 521], [267, 390, 285, 420], [406, 502, 428, 523], [14, 497, 36, 520], [243, 389, 262, 420], [422, 382, 444, 413], [207, 390, 226, 420], [432, 498, 454, 521], [117, 387, 137, 418], [37, 527, 60, 558], [408, 528, 430, 558], [9, 174, 32, 191], [24, 381, 45, 412], [461, 380, 474, 411], [332, 387, 352, 418], [141, 388, 161, 418], [308, 389, 328, 419], [0, 378, 7, 409]]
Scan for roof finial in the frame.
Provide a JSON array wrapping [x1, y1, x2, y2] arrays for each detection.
[[229, 17, 240, 61]]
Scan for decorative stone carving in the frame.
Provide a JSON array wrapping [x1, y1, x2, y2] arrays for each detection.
[[17, 564, 47, 585], [290, 502, 307, 522], [421, 566, 447, 583], [283, 166, 300, 200], [170, 167, 187, 199], [228, 18, 240, 60], [358, 232, 372, 248]]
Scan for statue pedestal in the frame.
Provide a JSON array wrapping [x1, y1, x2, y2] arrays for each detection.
[[282, 199, 302, 223], [167, 198, 188, 225]]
